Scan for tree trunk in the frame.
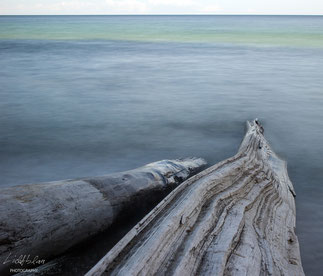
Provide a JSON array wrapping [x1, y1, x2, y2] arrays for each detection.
[[0, 158, 206, 275], [87, 120, 304, 276]]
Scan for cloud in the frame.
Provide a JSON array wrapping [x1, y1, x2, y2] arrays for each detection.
[[147, 0, 196, 7], [105, 0, 148, 14], [3, 1, 101, 14], [1, 0, 323, 15], [2, 0, 223, 15], [148, 0, 222, 14], [1, 0, 222, 15], [199, 5, 222, 14], [103, 0, 201, 14]]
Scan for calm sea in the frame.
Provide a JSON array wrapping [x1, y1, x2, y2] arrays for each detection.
[[0, 15, 323, 274]]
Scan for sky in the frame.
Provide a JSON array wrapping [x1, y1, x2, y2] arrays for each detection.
[[1, 0, 323, 15]]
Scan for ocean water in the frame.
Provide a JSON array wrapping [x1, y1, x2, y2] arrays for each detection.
[[0, 15, 323, 274]]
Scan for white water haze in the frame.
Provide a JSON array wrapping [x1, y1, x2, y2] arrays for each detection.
[[0, 15, 323, 275]]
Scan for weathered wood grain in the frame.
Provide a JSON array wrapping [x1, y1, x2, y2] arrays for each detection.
[[0, 158, 206, 275], [87, 120, 304, 276]]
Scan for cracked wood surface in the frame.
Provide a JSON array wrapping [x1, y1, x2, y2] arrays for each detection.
[[87, 120, 304, 276], [0, 158, 206, 275]]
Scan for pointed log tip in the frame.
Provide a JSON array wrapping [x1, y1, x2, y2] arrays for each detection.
[[86, 119, 304, 276]]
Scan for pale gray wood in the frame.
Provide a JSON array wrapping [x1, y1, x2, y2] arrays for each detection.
[[0, 158, 206, 275], [87, 120, 304, 276]]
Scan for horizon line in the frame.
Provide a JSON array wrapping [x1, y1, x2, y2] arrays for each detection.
[[1, 14, 323, 16]]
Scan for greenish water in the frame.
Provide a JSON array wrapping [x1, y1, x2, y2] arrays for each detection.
[[1, 15, 323, 47], [0, 15, 323, 275]]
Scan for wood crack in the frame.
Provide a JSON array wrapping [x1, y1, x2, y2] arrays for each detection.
[[86, 120, 304, 276]]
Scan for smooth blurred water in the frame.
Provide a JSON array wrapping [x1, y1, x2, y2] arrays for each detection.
[[0, 15, 323, 275]]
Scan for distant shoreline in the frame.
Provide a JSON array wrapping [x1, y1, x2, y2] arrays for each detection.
[[1, 14, 323, 17]]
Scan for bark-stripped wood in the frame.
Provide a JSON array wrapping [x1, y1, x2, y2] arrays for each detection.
[[87, 120, 304, 276], [0, 158, 206, 275]]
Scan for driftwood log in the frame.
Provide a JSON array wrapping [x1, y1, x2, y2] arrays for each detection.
[[87, 120, 304, 276], [0, 158, 206, 275]]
